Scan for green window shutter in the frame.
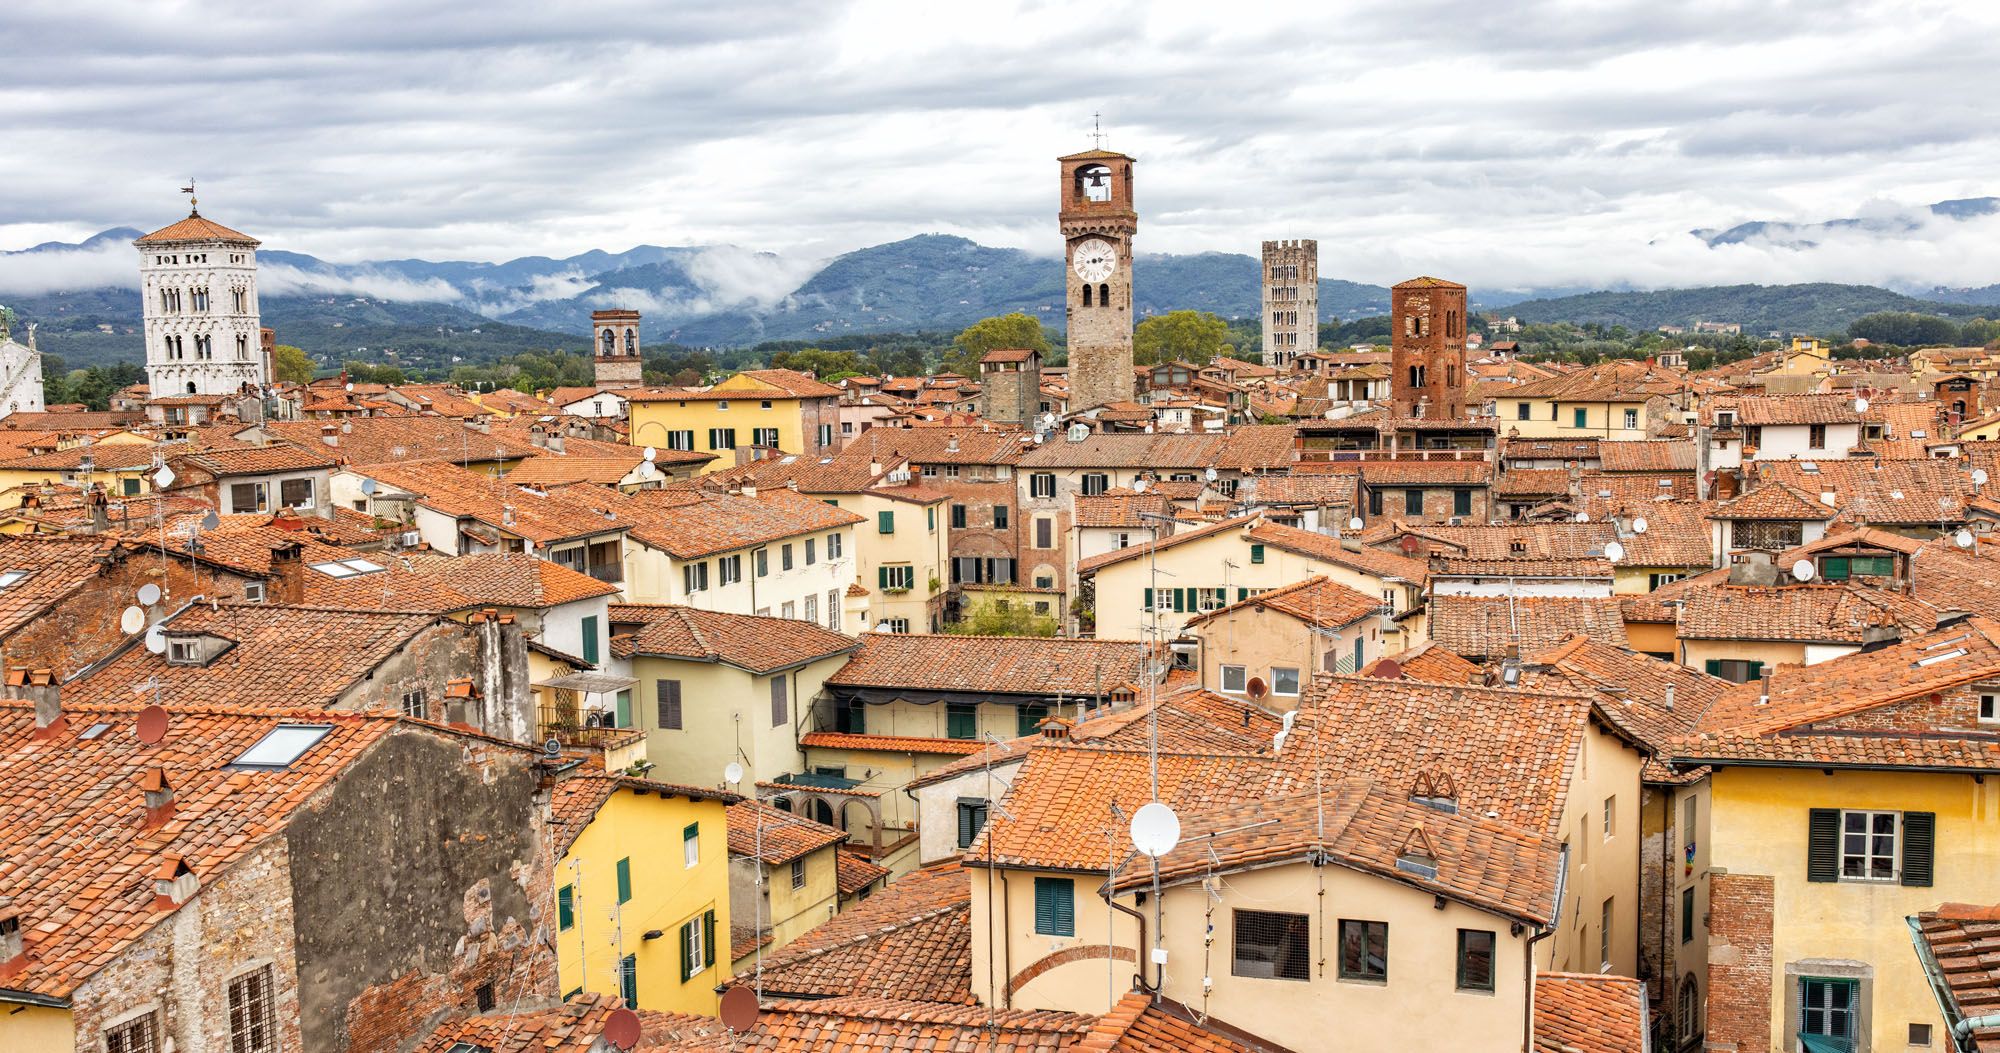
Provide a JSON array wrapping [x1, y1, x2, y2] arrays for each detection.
[[1018, 704, 1048, 737], [1143, 587, 1153, 611], [1454, 489, 1472, 516], [678, 921, 692, 983], [1821, 557, 1849, 581], [878, 566, 889, 589], [619, 954, 637, 1007], [878, 510, 894, 534], [616, 858, 631, 903], [1704, 660, 1721, 676], [1237, 587, 1249, 601], [1747, 661, 1764, 680], [581, 615, 599, 665], [1807, 808, 1842, 883], [947, 704, 977, 739], [1573, 408, 1588, 428], [703, 909, 716, 968], [1034, 877, 1074, 936], [557, 884, 574, 929], [1250, 543, 1265, 564], [928, 507, 936, 530], [1901, 812, 1935, 887], [1172, 588, 1186, 612]]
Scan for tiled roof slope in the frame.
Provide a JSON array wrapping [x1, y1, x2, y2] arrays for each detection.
[[634, 995, 1096, 1052], [585, 487, 862, 559], [1677, 583, 1938, 643], [799, 731, 987, 756], [741, 863, 970, 1002], [264, 418, 543, 465], [833, 846, 888, 895], [548, 773, 738, 855], [1912, 904, 2000, 1052], [359, 460, 634, 545], [1076, 515, 1258, 575], [0, 535, 119, 639], [305, 552, 619, 613], [135, 212, 258, 245], [1183, 575, 1383, 630], [1074, 993, 1279, 1053], [1365, 641, 1483, 684], [0, 702, 406, 998], [1427, 595, 1629, 656], [414, 992, 632, 1053], [610, 604, 857, 673], [827, 633, 1148, 697], [727, 799, 846, 865], [1533, 973, 1650, 1053], [1710, 481, 1836, 521], [1757, 458, 1975, 525], [1597, 440, 1696, 473], [1244, 521, 1431, 582]]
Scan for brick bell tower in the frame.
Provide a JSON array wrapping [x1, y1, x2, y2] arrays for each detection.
[[1059, 146, 1137, 411], [1389, 276, 1468, 419], [591, 309, 642, 389]]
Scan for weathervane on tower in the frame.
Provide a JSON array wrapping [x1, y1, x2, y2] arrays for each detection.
[[180, 179, 198, 216], [1090, 113, 1105, 149]]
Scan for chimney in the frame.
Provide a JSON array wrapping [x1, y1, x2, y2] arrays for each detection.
[[139, 768, 175, 829], [151, 858, 196, 912], [9, 667, 63, 739], [547, 432, 564, 455], [87, 486, 110, 534], [741, 483, 756, 498], [0, 897, 21, 974], [320, 424, 339, 448], [1757, 670, 1772, 706], [1664, 683, 1675, 711], [469, 418, 491, 435], [529, 424, 547, 448]]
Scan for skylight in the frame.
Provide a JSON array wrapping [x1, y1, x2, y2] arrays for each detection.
[[309, 558, 385, 579], [78, 722, 111, 740], [232, 724, 333, 768], [1915, 649, 1968, 667], [0, 570, 30, 589]]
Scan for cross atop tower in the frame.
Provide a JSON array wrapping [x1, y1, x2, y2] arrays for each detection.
[[1091, 113, 1104, 149], [179, 179, 199, 216]]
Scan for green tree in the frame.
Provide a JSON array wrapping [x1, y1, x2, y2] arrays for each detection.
[[272, 344, 316, 384], [1134, 310, 1230, 366], [946, 593, 1059, 637], [1847, 311, 1960, 347], [946, 313, 1050, 377], [342, 361, 407, 385], [769, 347, 864, 378]]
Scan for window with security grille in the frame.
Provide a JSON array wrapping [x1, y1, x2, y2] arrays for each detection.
[[1800, 977, 1857, 1047], [227, 965, 278, 1053], [790, 858, 806, 889], [1233, 909, 1310, 980], [106, 1013, 160, 1053]]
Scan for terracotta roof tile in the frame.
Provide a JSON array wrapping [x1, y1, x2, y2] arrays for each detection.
[[1677, 582, 1938, 644], [263, 418, 543, 466], [635, 995, 1095, 1051], [1244, 521, 1431, 582], [1711, 481, 1836, 520], [582, 488, 861, 559], [1533, 973, 1649, 1053], [1596, 440, 1697, 473], [740, 863, 968, 1002], [1183, 575, 1383, 630], [609, 604, 856, 673], [626, 369, 843, 403], [827, 633, 1148, 698], [134, 212, 259, 245], [1427, 595, 1629, 658], [727, 799, 846, 865], [833, 845, 889, 896], [1913, 905, 2000, 1052], [1073, 993, 1277, 1053], [549, 773, 738, 855], [800, 731, 987, 756]]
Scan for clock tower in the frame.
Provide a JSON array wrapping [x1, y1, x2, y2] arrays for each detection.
[[1059, 148, 1137, 410]]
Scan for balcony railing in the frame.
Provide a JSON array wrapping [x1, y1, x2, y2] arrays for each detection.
[[536, 702, 633, 747], [587, 563, 624, 584]]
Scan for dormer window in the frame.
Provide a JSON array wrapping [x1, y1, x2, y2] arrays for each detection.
[[167, 640, 199, 665]]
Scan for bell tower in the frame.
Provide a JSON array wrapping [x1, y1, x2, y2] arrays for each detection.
[[591, 309, 642, 389], [1059, 145, 1137, 411], [1389, 276, 1468, 419]]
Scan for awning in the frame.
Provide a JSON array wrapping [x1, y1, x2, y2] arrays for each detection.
[[1797, 1033, 1853, 1053], [535, 672, 636, 694]]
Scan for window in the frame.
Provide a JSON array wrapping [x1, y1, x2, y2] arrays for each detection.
[[230, 481, 268, 513], [1030, 473, 1056, 499], [558, 884, 574, 929], [678, 910, 715, 982], [1403, 488, 1424, 515], [1649, 572, 1684, 590], [1809, 423, 1827, 449], [1840, 809, 1897, 880], [883, 618, 910, 632], [752, 427, 779, 447], [1516, 402, 1530, 421], [1271, 667, 1301, 695], [1809, 808, 1933, 886], [707, 427, 737, 450], [1573, 407, 1588, 429], [399, 688, 427, 720], [581, 615, 599, 665], [993, 505, 1009, 529], [956, 798, 989, 848], [123, 477, 142, 496], [232, 724, 332, 768], [683, 822, 700, 868], [666, 429, 695, 451], [827, 589, 840, 630], [879, 564, 915, 591], [1679, 976, 1700, 1040], [105, 1013, 159, 1053], [1623, 408, 1639, 430], [951, 504, 968, 528], [756, 549, 768, 576], [476, 982, 495, 1012], [770, 676, 788, 727], [280, 477, 315, 509], [817, 423, 834, 447], [1453, 489, 1472, 516], [1681, 887, 1695, 944], [683, 561, 709, 594], [781, 543, 794, 570], [227, 965, 278, 1053], [946, 702, 977, 739], [1338, 919, 1388, 981], [805, 538, 817, 565], [1233, 909, 1311, 980], [1033, 877, 1074, 936], [1599, 897, 1613, 969], [804, 594, 818, 623], [1703, 658, 1764, 684], [790, 858, 806, 889], [927, 507, 936, 531], [1081, 473, 1110, 496], [1983, 690, 2000, 723], [656, 679, 683, 729], [1034, 517, 1054, 548], [1456, 929, 1495, 991], [1220, 665, 1246, 693], [1799, 977, 1858, 1048], [827, 532, 843, 558], [616, 857, 632, 903], [1603, 796, 1615, 839], [877, 510, 895, 534], [1911, 1022, 1934, 1046], [243, 582, 265, 603], [717, 554, 740, 586], [1249, 543, 1265, 564]]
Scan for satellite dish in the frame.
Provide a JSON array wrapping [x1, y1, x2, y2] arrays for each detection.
[[137, 583, 162, 606], [1604, 540, 1626, 562], [1349, 517, 1364, 530], [719, 985, 760, 1032], [1958, 529, 1975, 549], [144, 625, 166, 654], [542, 737, 562, 757], [1399, 535, 1422, 555], [876, 620, 895, 632], [153, 465, 176, 489], [135, 705, 169, 744], [360, 478, 378, 496], [1574, 512, 1590, 523], [1369, 658, 1403, 680], [1854, 397, 1870, 413], [1205, 467, 1218, 482], [1246, 676, 1269, 700], [1132, 479, 1148, 493], [120, 606, 146, 634], [1792, 559, 1816, 582], [341, 421, 353, 433], [604, 1008, 643, 1050], [1129, 801, 1182, 858], [724, 761, 745, 785], [1632, 517, 1649, 534], [200, 511, 220, 531], [345, 382, 355, 392], [643, 446, 658, 463], [1977, 469, 1991, 488]]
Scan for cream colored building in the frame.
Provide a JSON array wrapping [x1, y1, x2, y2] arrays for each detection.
[[726, 799, 846, 969], [1181, 575, 1393, 701]]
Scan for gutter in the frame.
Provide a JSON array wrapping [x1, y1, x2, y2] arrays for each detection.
[[1669, 757, 2000, 777], [0, 988, 71, 1009], [1105, 889, 1157, 995]]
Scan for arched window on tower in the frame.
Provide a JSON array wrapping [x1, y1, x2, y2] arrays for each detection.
[[1082, 284, 1093, 307], [187, 382, 198, 395], [624, 328, 636, 355], [600, 330, 615, 355], [236, 334, 249, 358], [1409, 365, 1426, 389], [1076, 164, 1112, 203], [1099, 283, 1110, 307]]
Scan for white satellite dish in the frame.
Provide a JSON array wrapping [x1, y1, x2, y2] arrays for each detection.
[[724, 762, 744, 786], [643, 446, 658, 463], [1132, 479, 1148, 493], [1129, 801, 1181, 858], [144, 625, 167, 654], [137, 583, 162, 606], [876, 620, 896, 633], [341, 421, 353, 433], [1575, 512, 1590, 523], [1976, 469, 1990, 488], [153, 465, 176, 489], [1205, 467, 1218, 482], [1854, 397, 1870, 413], [1632, 517, 1649, 534], [360, 478, 378, 496], [1957, 529, 1975, 549], [1604, 540, 1626, 562], [1348, 516, 1364, 531], [345, 382, 355, 392], [1792, 559, 1816, 582], [120, 606, 146, 634]]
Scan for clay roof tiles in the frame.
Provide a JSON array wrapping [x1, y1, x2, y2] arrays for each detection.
[[609, 604, 857, 673], [634, 995, 1095, 1051], [354, 460, 634, 546], [1676, 582, 1939, 644], [1073, 993, 1281, 1053], [586, 487, 862, 559], [1427, 595, 1630, 657], [727, 798, 847, 865], [740, 862, 970, 1003], [1182, 575, 1384, 630], [1597, 440, 1697, 473], [1912, 904, 2000, 1052], [262, 417, 543, 466], [826, 632, 1148, 698], [134, 212, 259, 245], [1710, 481, 1837, 521], [1532, 973, 1650, 1053]]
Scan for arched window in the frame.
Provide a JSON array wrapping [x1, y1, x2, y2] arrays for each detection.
[[186, 382, 198, 395], [624, 328, 636, 354], [1405, 315, 1418, 337], [600, 330, 615, 354], [1409, 365, 1425, 388], [1099, 283, 1110, 307], [1678, 975, 1699, 1039], [1082, 284, 1093, 307], [1076, 164, 1112, 203]]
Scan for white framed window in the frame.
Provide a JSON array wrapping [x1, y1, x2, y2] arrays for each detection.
[[1980, 688, 1999, 723], [790, 858, 806, 889], [1271, 667, 1301, 695], [827, 532, 843, 558], [826, 590, 840, 631], [1220, 665, 1246, 693], [1840, 810, 1897, 880], [683, 823, 700, 868], [804, 594, 818, 623], [1603, 796, 1615, 840]]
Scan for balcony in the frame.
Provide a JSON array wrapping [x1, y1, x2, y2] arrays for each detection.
[[587, 562, 624, 584]]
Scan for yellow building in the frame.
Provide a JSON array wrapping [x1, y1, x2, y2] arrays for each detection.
[[1663, 620, 2000, 1052], [1493, 360, 1684, 441], [0, 443, 161, 505], [549, 773, 738, 1014], [725, 799, 848, 970], [627, 369, 843, 474]]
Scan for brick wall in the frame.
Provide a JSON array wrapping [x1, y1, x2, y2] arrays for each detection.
[[1819, 684, 1981, 734], [5, 549, 260, 677], [1704, 872, 1774, 1052]]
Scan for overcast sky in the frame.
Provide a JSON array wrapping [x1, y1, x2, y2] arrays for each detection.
[[5, 0, 2000, 294]]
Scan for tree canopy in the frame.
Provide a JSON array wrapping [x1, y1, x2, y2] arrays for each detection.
[[946, 313, 1050, 377], [1134, 310, 1231, 366], [272, 344, 316, 384]]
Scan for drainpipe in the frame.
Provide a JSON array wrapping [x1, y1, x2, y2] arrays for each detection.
[[998, 869, 1014, 1008], [1524, 923, 1555, 1052], [1106, 891, 1157, 994]]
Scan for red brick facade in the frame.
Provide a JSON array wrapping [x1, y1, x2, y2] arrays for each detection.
[[1390, 278, 1469, 419], [1703, 872, 1774, 1052]]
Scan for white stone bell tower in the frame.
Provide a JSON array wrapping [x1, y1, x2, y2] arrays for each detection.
[[135, 189, 268, 397]]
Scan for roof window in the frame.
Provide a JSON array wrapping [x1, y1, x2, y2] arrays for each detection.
[[79, 722, 112, 740], [310, 558, 385, 579], [0, 570, 29, 589], [1915, 649, 1968, 667], [231, 724, 333, 769]]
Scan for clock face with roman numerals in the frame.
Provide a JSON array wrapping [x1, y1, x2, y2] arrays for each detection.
[[1071, 238, 1117, 283]]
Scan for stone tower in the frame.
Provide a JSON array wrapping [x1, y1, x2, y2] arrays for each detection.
[[1059, 148, 1137, 410], [976, 347, 1042, 424], [592, 309, 643, 389], [135, 201, 268, 397], [1389, 276, 1469, 419], [1261, 240, 1318, 369]]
